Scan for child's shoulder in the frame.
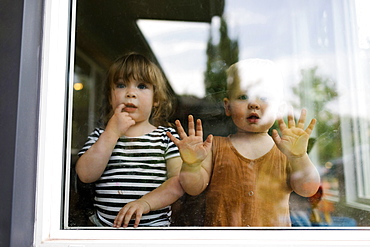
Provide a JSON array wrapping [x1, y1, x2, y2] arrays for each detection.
[[213, 135, 230, 143], [156, 126, 177, 134], [149, 126, 179, 140]]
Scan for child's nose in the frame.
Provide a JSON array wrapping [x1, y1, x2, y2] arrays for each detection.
[[126, 88, 137, 98], [248, 101, 260, 110]]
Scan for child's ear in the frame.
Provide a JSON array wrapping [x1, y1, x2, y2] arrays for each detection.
[[224, 98, 231, 116], [153, 101, 159, 107]]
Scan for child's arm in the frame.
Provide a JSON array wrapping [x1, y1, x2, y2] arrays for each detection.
[[76, 104, 135, 183], [272, 109, 320, 197], [113, 156, 184, 228], [167, 115, 214, 196]]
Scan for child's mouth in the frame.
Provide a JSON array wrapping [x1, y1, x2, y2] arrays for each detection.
[[247, 114, 260, 123], [123, 103, 137, 112]]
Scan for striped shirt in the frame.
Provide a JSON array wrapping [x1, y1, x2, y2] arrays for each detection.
[[78, 126, 180, 227]]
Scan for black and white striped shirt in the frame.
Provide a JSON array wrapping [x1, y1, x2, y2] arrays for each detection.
[[78, 126, 180, 227]]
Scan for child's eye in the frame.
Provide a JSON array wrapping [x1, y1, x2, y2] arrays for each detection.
[[116, 83, 125, 88], [237, 94, 249, 100], [137, 82, 152, 90], [260, 96, 268, 102], [137, 83, 148, 89]]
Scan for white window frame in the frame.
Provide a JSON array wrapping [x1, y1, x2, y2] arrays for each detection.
[[333, 0, 370, 209], [34, 0, 370, 246]]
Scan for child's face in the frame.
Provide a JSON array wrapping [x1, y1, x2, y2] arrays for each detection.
[[110, 78, 156, 124], [225, 80, 280, 134]]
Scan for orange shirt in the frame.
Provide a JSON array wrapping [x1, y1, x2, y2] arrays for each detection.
[[204, 136, 293, 226]]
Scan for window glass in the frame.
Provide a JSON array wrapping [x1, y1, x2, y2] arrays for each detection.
[[66, 0, 370, 229]]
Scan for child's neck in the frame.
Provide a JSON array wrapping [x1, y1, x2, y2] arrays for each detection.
[[123, 121, 156, 137], [229, 131, 274, 160]]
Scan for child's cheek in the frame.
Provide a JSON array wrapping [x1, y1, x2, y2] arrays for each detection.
[[262, 106, 278, 124]]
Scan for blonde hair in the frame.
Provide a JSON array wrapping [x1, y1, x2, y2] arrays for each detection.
[[101, 52, 173, 127]]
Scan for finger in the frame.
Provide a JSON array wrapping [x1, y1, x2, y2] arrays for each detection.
[[277, 114, 287, 132], [204, 134, 213, 149], [123, 209, 135, 228], [195, 119, 203, 137], [174, 119, 187, 139], [114, 208, 127, 228], [188, 115, 195, 136], [271, 129, 281, 145], [297, 109, 307, 129], [305, 118, 316, 135], [129, 119, 136, 126], [123, 113, 135, 124], [133, 210, 143, 228], [287, 109, 295, 128], [115, 103, 126, 114], [113, 214, 122, 228], [166, 131, 180, 145]]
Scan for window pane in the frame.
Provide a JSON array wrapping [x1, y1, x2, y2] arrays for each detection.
[[66, 0, 370, 229]]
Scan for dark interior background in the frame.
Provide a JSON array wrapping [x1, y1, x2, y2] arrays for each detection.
[[69, 0, 229, 227]]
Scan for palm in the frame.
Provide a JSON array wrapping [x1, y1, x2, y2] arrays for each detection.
[[277, 128, 309, 157], [272, 109, 316, 159], [167, 115, 212, 166], [176, 135, 210, 165]]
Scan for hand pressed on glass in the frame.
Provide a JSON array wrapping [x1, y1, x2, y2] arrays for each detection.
[[272, 108, 316, 159], [168, 115, 213, 167]]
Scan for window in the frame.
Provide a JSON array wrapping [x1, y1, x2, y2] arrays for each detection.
[[35, 0, 370, 245]]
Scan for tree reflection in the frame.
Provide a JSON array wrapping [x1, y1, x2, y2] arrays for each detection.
[[293, 66, 341, 166]]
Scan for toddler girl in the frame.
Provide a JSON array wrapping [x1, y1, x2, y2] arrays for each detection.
[[76, 53, 184, 228]]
